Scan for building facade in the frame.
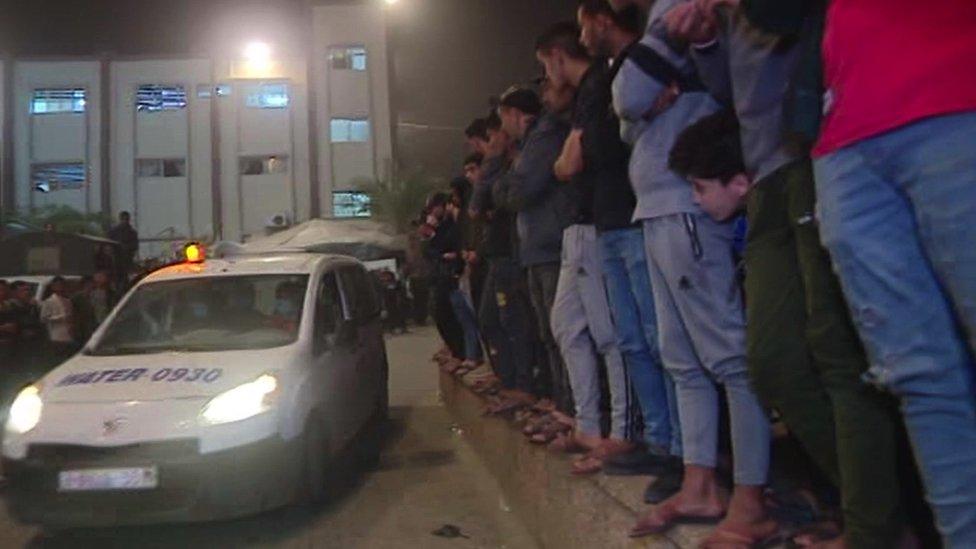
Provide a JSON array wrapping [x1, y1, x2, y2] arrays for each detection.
[[0, 2, 394, 258]]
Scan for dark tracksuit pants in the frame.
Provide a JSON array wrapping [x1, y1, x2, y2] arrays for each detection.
[[527, 262, 572, 414], [431, 280, 464, 360], [744, 159, 904, 549], [479, 258, 534, 394]]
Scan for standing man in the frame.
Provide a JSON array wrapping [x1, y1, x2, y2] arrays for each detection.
[[602, 0, 773, 542], [667, 1, 909, 546], [40, 276, 75, 362], [0, 281, 17, 370], [7, 282, 44, 375], [495, 86, 574, 416], [573, 0, 684, 483], [538, 21, 658, 471], [810, 1, 976, 545], [472, 111, 537, 407], [107, 211, 139, 289], [535, 25, 634, 460]]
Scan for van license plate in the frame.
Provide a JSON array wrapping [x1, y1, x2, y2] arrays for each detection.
[[58, 467, 158, 492]]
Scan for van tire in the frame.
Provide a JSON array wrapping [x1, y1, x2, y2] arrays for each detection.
[[298, 417, 329, 505]]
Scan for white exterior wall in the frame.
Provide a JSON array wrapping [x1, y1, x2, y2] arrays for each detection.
[[313, 3, 394, 217], [214, 57, 311, 242], [14, 61, 102, 214], [111, 59, 214, 258]]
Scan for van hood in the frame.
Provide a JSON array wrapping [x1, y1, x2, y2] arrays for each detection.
[[39, 348, 297, 404]]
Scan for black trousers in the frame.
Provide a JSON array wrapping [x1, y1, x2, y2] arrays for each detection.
[[431, 281, 464, 359]]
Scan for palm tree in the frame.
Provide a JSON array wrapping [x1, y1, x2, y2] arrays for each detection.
[[360, 172, 445, 235], [4, 205, 111, 237]]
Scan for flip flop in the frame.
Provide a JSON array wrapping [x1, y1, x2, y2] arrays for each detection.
[[786, 522, 843, 549], [700, 519, 784, 549], [529, 422, 571, 444], [630, 502, 725, 538], [548, 432, 591, 454], [570, 439, 635, 475]]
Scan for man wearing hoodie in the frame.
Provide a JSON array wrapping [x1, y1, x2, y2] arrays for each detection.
[[667, 1, 907, 547], [597, 0, 772, 543], [495, 86, 575, 415]]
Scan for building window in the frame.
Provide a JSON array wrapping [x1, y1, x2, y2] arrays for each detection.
[[136, 85, 188, 112], [333, 191, 372, 218], [330, 118, 370, 143], [30, 89, 86, 115], [31, 163, 86, 192], [136, 158, 187, 178], [330, 46, 367, 71], [246, 83, 289, 109], [240, 155, 289, 176]]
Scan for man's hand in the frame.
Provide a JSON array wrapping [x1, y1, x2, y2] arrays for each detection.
[[665, 1, 718, 45], [484, 130, 509, 160], [463, 250, 479, 265], [554, 129, 584, 182]]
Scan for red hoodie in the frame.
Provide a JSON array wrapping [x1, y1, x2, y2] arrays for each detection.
[[813, 0, 976, 157]]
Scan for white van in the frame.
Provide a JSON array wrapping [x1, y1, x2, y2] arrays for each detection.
[[1, 250, 389, 527]]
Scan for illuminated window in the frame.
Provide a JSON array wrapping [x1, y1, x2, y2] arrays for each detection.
[[31, 163, 86, 192], [136, 85, 188, 112], [330, 46, 367, 71], [333, 191, 372, 218], [330, 118, 370, 143], [31, 89, 86, 115], [240, 155, 290, 176], [246, 83, 289, 109], [136, 159, 187, 178]]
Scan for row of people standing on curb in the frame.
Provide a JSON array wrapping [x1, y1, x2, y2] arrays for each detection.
[[424, 0, 976, 546]]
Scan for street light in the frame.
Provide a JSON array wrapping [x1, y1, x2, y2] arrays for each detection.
[[384, 0, 399, 5], [241, 41, 274, 78], [243, 41, 272, 63]]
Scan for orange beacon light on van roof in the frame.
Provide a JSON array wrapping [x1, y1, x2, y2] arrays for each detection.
[[184, 243, 205, 263]]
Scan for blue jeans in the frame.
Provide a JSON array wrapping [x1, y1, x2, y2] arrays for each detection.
[[449, 288, 482, 362], [815, 111, 976, 547], [599, 227, 681, 456]]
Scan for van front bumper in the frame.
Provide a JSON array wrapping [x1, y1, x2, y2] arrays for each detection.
[[2, 435, 302, 527]]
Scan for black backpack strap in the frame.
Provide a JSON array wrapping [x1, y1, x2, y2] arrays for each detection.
[[623, 41, 706, 93]]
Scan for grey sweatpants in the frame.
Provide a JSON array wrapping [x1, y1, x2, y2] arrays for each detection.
[[551, 224, 630, 439], [643, 213, 770, 486]]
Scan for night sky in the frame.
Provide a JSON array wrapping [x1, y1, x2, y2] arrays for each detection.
[[0, 0, 576, 178]]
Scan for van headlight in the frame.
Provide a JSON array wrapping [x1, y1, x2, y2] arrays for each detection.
[[201, 375, 279, 425], [6, 385, 43, 435]]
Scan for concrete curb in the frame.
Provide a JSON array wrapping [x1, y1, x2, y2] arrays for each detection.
[[440, 373, 713, 549]]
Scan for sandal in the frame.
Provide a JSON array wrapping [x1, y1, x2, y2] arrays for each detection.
[[787, 522, 843, 548], [570, 439, 635, 475], [484, 398, 529, 416], [701, 519, 783, 549], [529, 421, 571, 444], [548, 432, 592, 454], [630, 500, 725, 538]]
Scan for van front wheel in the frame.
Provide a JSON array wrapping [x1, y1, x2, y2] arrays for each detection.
[[298, 417, 329, 504]]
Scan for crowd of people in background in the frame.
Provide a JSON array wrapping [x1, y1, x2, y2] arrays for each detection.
[[0, 272, 121, 376], [417, 0, 976, 547], [0, 211, 139, 377]]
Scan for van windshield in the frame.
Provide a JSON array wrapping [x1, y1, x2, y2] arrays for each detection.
[[87, 275, 309, 356]]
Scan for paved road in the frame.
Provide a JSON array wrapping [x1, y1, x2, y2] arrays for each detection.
[[0, 328, 536, 549]]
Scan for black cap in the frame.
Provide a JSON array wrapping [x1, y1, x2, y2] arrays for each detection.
[[499, 87, 542, 116]]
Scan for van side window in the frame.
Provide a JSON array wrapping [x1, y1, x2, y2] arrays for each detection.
[[340, 266, 381, 321], [314, 273, 343, 342]]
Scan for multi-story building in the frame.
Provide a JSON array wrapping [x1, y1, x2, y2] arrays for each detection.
[[0, 1, 394, 257]]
